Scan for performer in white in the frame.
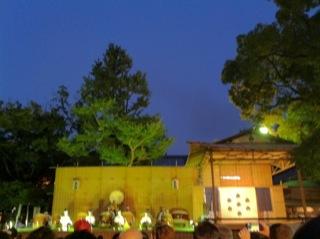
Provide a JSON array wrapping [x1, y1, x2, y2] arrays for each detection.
[[85, 210, 95, 226], [114, 210, 125, 228], [140, 212, 152, 229], [60, 209, 72, 232]]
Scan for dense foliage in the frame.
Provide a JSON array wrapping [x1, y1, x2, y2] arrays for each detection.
[[0, 98, 70, 182], [0, 88, 72, 210], [59, 44, 173, 165], [59, 100, 173, 166], [79, 43, 150, 117], [221, 0, 320, 179], [0, 181, 47, 211]]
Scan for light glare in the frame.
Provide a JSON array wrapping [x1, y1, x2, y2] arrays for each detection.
[[259, 126, 269, 134]]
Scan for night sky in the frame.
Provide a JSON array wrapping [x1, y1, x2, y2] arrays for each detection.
[[0, 1, 277, 154]]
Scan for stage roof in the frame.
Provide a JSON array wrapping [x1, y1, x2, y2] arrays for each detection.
[[186, 130, 296, 174]]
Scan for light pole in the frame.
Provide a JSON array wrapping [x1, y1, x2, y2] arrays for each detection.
[[208, 149, 217, 223]]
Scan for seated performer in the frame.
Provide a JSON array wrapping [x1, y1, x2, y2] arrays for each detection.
[[114, 211, 125, 231], [43, 211, 52, 226], [122, 207, 135, 226], [60, 209, 72, 232], [100, 206, 115, 227], [162, 209, 173, 226], [140, 212, 152, 230], [156, 207, 165, 223], [85, 210, 95, 226]]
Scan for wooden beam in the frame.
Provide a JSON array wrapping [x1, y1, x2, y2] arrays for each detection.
[[297, 169, 307, 218]]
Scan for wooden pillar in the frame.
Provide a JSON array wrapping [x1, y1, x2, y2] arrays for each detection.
[[297, 169, 307, 218], [209, 151, 217, 222]]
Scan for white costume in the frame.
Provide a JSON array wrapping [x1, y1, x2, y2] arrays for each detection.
[[85, 211, 95, 225], [60, 210, 72, 232], [140, 212, 152, 225], [114, 211, 125, 226]]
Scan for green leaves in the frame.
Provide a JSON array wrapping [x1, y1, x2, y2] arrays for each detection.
[[294, 129, 320, 180], [115, 118, 174, 166], [0, 181, 47, 210], [58, 44, 174, 166], [221, 0, 320, 179], [100, 146, 127, 165], [80, 43, 150, 117], [58, 100, 173, 166], [0, 100, 69, 181], [222, 3, 320, 119]]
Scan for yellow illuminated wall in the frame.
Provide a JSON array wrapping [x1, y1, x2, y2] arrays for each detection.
[[52, 166, 202, 223], [52, 161, 286, 223]]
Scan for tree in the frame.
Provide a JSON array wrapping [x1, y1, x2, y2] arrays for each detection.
[[0, 101, 50, 181], [0, 181, 47, 211], [58, 100, 116, 162], [80, 43, 150, 117], [221, 0, 320, 178], [0, 93, 72, 182], [114, 118, 173, 166], [51, 85, 74, 135], [294, 129, 320, 180], [0, 87, 73, 210], [58, 100, 173, 166], [59, 44, 173, 165]]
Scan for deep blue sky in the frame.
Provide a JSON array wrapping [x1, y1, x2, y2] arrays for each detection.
[[0, 1, 277, 154]]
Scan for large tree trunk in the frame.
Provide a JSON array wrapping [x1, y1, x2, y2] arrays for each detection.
[[129, 148, 135, 166]]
